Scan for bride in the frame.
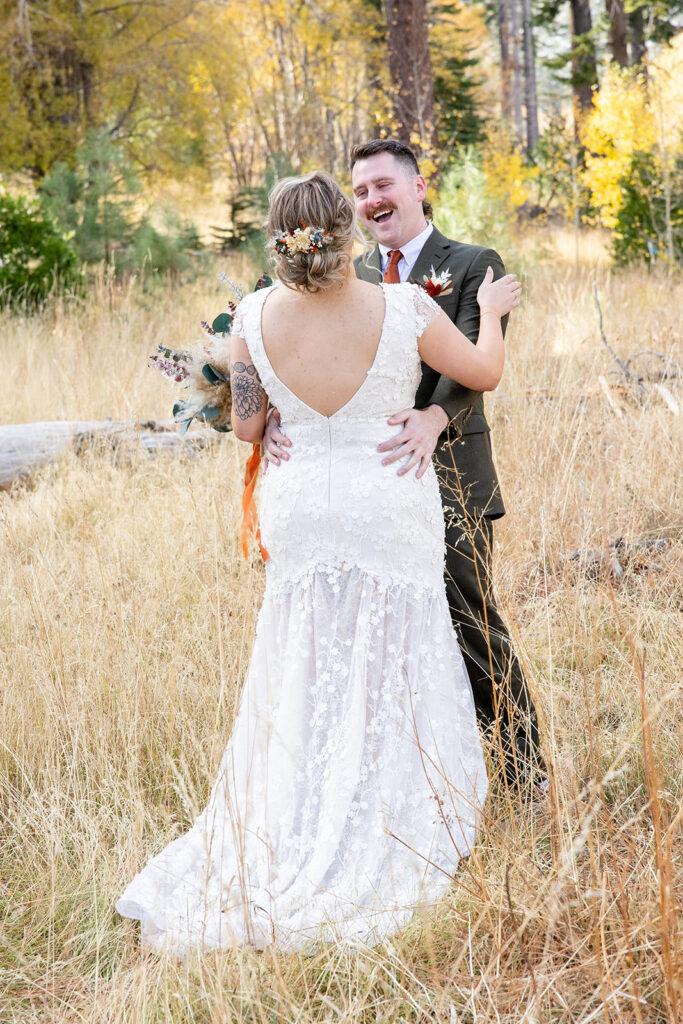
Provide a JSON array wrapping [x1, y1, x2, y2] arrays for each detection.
[[116, 171, 521, 955]]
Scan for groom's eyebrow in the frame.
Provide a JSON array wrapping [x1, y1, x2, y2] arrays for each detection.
[[354, 177, 393, 194]]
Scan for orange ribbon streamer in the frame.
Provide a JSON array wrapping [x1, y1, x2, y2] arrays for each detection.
[[241, 443, 269, 561]]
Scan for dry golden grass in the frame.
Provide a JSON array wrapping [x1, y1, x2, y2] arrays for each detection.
[[0, 239, 681, 1023]]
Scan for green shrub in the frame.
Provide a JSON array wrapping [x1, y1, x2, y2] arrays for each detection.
[[612, 150, 683, 266], [433, 148, 518, 258], [211, 153, 294, 268], [0, 193, 80, 307], [41, 129, 201, 277], [533, 113, 592, 222], [132, 208, 202, 280]]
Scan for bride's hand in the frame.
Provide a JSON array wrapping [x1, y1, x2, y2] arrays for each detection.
[[476, 266, 522, 318]]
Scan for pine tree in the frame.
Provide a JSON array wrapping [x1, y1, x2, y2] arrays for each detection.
[[430, 0, 486, 154]]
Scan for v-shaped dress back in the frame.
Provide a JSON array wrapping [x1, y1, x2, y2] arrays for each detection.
[[116, 282, 487, 955], [246, 283, 446, 592]]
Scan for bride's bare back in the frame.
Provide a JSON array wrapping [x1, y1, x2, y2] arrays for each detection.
[[231, 267, 518, 445], [260, 278, 386, 418]]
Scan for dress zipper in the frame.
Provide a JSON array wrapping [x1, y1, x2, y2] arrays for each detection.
[[327, 420, 332, 509]]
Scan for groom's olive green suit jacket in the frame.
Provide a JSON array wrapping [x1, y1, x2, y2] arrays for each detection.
[[354, 226, 506, 519]]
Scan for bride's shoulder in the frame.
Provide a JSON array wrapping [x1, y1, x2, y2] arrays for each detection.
[[349, 277, 382, 301], [230, 285, 272, 339], [386, 281, 427, 307], [398, 283, 443, 333], [403, 281, 440, 306], [233, 283, 276, 323], [388, 281, 421, 295], [237, 283, 276, 310]]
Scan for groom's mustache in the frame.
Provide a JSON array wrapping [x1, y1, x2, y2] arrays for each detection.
[[367, 205, 395, 223]]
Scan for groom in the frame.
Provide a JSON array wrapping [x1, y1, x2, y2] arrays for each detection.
[[350, 138, 546, 792]]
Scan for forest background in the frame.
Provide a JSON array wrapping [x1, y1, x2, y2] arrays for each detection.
[[1, 2, 682, 1024], [1, 0, 683, 284]]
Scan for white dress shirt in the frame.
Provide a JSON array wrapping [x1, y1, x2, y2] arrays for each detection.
[[378, 222, 434, 282]]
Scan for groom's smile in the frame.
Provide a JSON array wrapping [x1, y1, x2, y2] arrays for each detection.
[[370, 206, 395, 227], [351, 151, 428, 249]]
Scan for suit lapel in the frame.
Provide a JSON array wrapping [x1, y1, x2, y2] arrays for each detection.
[[409, 227, 452, 286], [356, 229, 454, 289], [356, 244, 383, 284]]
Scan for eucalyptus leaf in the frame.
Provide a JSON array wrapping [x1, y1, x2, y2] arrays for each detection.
[[178, 416, 193, 435], [197, 404, 220, 420], [202, 363, 229, 385], [212, 312, 233, 334]]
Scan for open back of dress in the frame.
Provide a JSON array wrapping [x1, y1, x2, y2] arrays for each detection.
[[116, 282, 487, 954]]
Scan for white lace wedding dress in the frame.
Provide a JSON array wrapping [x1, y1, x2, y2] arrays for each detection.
[[116, 282, 488, 955]]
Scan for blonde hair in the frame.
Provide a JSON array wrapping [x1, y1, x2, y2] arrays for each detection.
[[264, 171, 360, 292]]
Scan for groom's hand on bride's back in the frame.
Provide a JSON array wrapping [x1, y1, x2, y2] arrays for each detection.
[[263, 407, 291, 467], [263, 400, 447, 480], [377, 404, 448, 479]]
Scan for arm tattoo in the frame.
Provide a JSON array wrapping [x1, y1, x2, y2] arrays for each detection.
[[230, 361, 265, 420]]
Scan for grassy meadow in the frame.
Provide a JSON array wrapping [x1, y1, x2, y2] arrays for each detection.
[[0, 233, 681, 1022]]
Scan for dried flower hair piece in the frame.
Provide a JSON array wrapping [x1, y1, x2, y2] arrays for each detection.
[[273, 221, 335, 257]]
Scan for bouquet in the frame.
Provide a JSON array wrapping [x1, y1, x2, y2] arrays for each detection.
[[150, 272, 272, 434]]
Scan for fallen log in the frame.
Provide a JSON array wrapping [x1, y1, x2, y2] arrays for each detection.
[[0, 420, 213, 491]]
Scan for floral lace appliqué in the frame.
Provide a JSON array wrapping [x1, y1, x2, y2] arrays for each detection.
[[116, 281, 488, 957]]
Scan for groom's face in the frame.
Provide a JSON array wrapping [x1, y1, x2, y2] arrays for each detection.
[[352, 152, 428, 249]]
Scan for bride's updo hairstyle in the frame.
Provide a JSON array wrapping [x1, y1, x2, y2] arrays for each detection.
[[265, 171, 359, 293]]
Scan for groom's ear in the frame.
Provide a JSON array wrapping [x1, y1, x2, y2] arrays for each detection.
[[415, 175, 427, 201]]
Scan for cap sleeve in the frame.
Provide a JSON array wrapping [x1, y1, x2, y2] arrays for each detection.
[[411, 283, 444, 338], [231, 295, 250, 338]]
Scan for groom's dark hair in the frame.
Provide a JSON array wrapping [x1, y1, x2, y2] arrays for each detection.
[[349, 138, 433, 221], [350, 138, 419, 176]]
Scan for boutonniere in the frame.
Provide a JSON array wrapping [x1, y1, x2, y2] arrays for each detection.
[[414, 266, 453, 298]]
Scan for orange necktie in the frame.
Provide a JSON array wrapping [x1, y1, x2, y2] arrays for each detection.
[[383, 249, 403, 284]]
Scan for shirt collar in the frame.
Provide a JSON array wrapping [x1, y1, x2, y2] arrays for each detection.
[[378, 221, 433, 270]]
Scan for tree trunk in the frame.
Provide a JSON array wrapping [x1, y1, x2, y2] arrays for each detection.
[[629, 4, 647, 66], [521, 0, 539, 153], [509, 0, 524, 146], [570, 0, 597, 115], [498, 0, 513, 121], [384, 0, 438, 158], [605, 0, 629, 66], [0, 421, 210, 491]]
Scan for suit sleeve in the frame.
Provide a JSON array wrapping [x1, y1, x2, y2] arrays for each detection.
[[428, 247, 508, 420]]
